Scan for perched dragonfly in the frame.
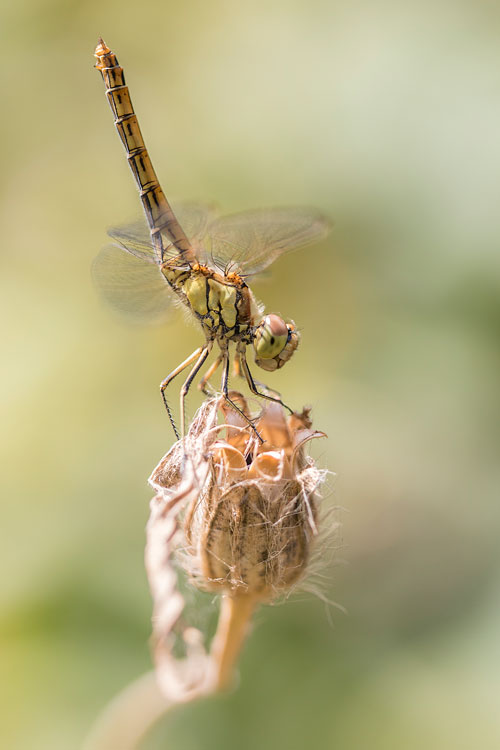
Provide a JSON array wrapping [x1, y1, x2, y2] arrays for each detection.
[[94, 39, 329, 440]]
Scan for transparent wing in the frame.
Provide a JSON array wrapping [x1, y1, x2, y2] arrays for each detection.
[[94, 202, 217, 323], [203, 207, 330, 276], [92, 244, 173, 323], [107, 202, 217, 264], [107, 220, 156, 262], [177, 201, 218, 244]]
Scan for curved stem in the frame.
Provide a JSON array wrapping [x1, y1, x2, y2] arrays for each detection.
[[210, 593, 259, 691], [82, 671, 174, 750], [83, 595, 258, 748]]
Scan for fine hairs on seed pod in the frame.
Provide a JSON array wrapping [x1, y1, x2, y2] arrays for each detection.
[[145, 392, 337, 699]]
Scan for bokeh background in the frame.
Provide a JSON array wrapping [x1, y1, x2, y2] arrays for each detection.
[[2, 0, 500, 748]]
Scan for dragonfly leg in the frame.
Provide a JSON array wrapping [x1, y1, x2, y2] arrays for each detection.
[[232, 354, 243, 379], [160, 346, 204, 440], [221, 352, 264, 443], [198, 353, 223, 395], [240, 350, 294, 415], [180, 344, 212, 439]]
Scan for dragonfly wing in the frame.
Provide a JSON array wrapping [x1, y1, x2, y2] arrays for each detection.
[[107, 220, 160, 263], [92, 244, 173, 323], [175, 201, 218, 244], [203, 207, 330, 276], [107, 202, 218, 264], [96, 202, 218, 323]]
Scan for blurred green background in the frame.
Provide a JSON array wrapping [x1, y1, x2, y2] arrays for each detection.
[[2, 0, 500, 748]]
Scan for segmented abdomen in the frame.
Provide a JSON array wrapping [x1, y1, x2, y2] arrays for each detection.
[[94, 39, 195, 263]]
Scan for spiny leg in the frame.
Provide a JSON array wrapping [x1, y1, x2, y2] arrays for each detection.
[[236, 349, 282, 400], [180, 344, 212, 439], [240, 349, 293, 414], [221, 352, 263, 443], [198, 353, 223, 395], [232, 354, 242, 379], [235, 349, 282, 401], [160, 347, 204, 439]]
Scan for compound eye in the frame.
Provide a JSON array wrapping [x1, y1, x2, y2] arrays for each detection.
[[254, 314, 289, 359]]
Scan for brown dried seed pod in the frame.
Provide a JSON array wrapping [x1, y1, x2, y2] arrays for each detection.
[[150, 393, 326, 603]]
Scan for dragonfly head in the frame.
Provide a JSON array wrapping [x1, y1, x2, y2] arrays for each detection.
[[253, 314, 300, 372]]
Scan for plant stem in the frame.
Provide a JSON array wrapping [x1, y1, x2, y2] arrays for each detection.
[[82, 671, 174, 750], [210, 593, 258, 691], [83, 595, 257, 748]]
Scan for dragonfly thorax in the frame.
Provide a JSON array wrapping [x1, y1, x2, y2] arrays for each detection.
[[161, 262, 260, 343]]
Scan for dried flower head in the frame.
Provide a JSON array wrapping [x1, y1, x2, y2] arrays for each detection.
[[146, 392, 328, 697], [150, 393, 326, 601]]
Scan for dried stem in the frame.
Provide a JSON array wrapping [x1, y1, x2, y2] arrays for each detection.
[[82, 671, 175, 750], [210, 593, 259, 691], [83, 598, 257, 749]]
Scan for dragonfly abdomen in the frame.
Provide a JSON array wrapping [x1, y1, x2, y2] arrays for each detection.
[[94, 39, 195, 263]]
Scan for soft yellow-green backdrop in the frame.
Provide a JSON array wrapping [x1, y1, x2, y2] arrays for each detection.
[[2, 0, 500, 748]]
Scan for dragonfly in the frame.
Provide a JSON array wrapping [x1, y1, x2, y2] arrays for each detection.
[[94, 39, 329, 440]]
